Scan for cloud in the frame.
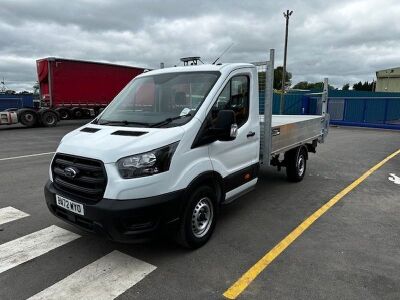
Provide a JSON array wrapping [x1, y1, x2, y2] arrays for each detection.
[[0, 0, 400, 91]]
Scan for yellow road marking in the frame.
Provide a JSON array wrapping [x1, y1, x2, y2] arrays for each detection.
[[223, 148, 400, 299]]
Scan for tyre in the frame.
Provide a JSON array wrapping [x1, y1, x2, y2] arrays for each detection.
[[41, 110, 58, 127], [56, 108, 71, 120], [18, 109, 38, 127], [71, 107, 83, 119], [285, 146, 307, 182], [176, 186, 218, 249], [82, 108, 94, 118], [96, 107, 104, 116]]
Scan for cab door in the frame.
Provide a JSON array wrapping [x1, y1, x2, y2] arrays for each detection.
[[207, 68, 259, 198]]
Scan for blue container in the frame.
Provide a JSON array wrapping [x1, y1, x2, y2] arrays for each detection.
[[0, 94, 34, 111]]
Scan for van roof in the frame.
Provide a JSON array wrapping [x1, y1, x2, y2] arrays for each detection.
[[138, 63, 255, 77]]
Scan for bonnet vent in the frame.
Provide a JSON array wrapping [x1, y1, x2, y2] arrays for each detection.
[[111, 130, 148, 137], [80, 127, 101, 133]]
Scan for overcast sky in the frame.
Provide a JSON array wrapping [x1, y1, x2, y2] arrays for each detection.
[[1, 0, 400, 91]]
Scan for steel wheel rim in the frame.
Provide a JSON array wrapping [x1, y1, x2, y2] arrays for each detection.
[[298, 154, 305, 177], [191, 197, 213, 238], [25, 114, 34, 122], [60, 111, 68, 119], [46, 115, 56, 125]]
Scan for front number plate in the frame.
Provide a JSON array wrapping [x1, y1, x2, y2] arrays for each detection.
[[56, 195, 84, 216]]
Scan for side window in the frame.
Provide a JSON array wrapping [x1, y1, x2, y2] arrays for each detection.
[[212, 75, 249, 127]]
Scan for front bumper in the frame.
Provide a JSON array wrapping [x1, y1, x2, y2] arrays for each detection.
[[44, 180, 184, 243]]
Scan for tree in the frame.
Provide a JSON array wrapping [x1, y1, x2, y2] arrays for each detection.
[[292, 81, 310, 90], [274, 66, 292, 90], [353, 81, 373, 91], [342, 83, 350, 90], [292, 81, 335, 90]]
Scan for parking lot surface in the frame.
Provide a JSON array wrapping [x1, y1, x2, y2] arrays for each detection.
[[0, 121, 399, 299]]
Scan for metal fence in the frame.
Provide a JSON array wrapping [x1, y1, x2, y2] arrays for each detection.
[[259, 92, 308, 114], [258, 86, 400, 130], [271, 94, 400, 130], [326, 97, 400, 129]]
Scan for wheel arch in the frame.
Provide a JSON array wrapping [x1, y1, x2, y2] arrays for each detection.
[[299, 144, 308, 160], [285, 144, 308, 160], [184, 171, 224, 205]]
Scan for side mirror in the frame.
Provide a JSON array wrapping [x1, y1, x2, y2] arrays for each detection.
[[213, 110, 238, 141], [230, 123, 238, 138]]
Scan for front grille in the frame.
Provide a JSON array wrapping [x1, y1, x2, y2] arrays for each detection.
[[52, 153, 107, 203]]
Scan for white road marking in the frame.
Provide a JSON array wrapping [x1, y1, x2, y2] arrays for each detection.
[[388, 173, 400, 185], [0, 152, 55, 162], [29, 250, 156, 300], [0, 206, 29, 225], [0, 225, 80, 274]]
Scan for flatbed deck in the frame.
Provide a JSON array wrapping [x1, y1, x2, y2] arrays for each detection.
[[271, 115, 322, 127], [260, 114, 329, 161]]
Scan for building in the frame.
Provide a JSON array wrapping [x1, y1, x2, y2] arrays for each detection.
[[376, 67, 400, 92]]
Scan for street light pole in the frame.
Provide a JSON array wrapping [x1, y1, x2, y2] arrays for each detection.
[[280, 9, 293, 114]]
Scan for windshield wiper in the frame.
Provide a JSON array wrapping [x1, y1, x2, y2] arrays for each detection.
[[97, 120, 151, 127], [150, 114, 192, 128]]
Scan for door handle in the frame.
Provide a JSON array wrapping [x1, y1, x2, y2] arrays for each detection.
[[247, 131, 255, 138]]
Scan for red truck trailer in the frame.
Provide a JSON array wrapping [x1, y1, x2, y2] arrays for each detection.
[[1, 58, 147, 128], [36, 57, 147, 120]]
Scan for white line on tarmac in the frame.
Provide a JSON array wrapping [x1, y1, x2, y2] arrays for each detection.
[[29, 250, 156, 300], [0, 225, 80, 274], [0, 206, 29, 225], [0, 152, 55, 162]]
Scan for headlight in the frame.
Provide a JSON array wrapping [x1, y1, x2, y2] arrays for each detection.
[[117, 142, 179, 179]]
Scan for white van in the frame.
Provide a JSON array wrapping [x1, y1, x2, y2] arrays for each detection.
[[44, 61, 329, 248]]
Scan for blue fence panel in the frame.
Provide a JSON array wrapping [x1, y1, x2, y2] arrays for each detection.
[[365, 99, 386, 124], [329, 97, 400, 130], [327, 99, 345, 120], [272, 94, 280, 114], [386, 99, 400, 125], [260, 90, 400, 130], [262, 94, 305, 115], [283, 94, 303, 114], [259, 93, 286, 114], [307, 97, 320, 115], [343, 99, 364, 122]]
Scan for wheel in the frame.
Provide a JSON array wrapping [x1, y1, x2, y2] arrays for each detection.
[[71, 108, 83, 119], [285, 146, 307, 182], [95, 107, 104, 116], [176, 186, 218, 249], [56, 108, 71, 120], [82, 108, 94, 118], [18, 109, 38, 127], [41, 110, 58, 127]]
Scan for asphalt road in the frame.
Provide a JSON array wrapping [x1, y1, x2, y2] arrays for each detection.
[[0, 121, 399, 299]]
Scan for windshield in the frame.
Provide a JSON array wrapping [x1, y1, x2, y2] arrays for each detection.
[[97, 71, 220, 127]]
